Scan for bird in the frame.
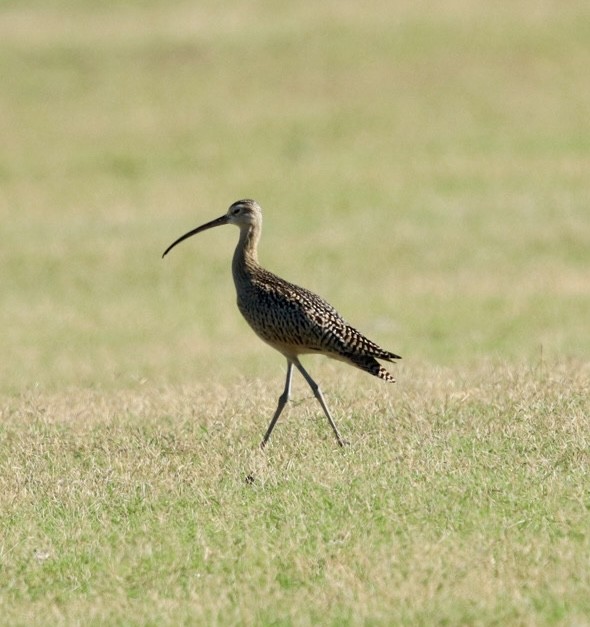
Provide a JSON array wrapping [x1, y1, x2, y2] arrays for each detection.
[[162, 199, 401, 448]]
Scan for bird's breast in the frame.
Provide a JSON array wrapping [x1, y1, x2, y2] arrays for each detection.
[[234, 279, 316, 351]]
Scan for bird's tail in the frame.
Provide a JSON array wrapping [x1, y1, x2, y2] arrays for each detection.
[[346, 354, 396, 382]]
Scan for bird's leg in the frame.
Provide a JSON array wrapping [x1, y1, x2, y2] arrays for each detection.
[[293, 359, 347, 447], [260, 360, 293, 449]]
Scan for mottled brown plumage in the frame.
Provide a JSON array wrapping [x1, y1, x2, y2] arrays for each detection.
[[163, 199, 401, 447]]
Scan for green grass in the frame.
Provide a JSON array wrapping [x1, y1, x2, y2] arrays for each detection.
[[2, 364, 589, 624], [1, 0, 589, 624]]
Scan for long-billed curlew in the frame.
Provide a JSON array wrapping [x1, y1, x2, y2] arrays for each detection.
[[162, 199, 401, 448]]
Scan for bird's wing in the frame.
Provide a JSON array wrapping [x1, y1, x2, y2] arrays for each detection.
[[277, 280, 398, 361]]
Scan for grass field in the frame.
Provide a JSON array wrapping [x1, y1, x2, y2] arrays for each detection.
[[1, 1, 589, 624]]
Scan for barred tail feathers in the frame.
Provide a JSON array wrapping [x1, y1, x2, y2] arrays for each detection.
[[345, 354, 396, 382]]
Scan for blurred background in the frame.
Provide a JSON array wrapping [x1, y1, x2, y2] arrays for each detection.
[[1, 0, 588, 394]]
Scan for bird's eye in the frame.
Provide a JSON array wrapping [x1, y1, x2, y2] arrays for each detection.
[[231, 206, 241, 215]]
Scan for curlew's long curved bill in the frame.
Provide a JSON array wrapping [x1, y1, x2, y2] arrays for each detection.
[[162, 214, 229, 258]]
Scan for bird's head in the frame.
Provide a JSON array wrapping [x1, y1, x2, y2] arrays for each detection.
[[225, 199, 262, 227], [162, 199, 262, 258]]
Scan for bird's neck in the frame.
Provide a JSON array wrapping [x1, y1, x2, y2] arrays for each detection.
[[232, 224, 260, 282]]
